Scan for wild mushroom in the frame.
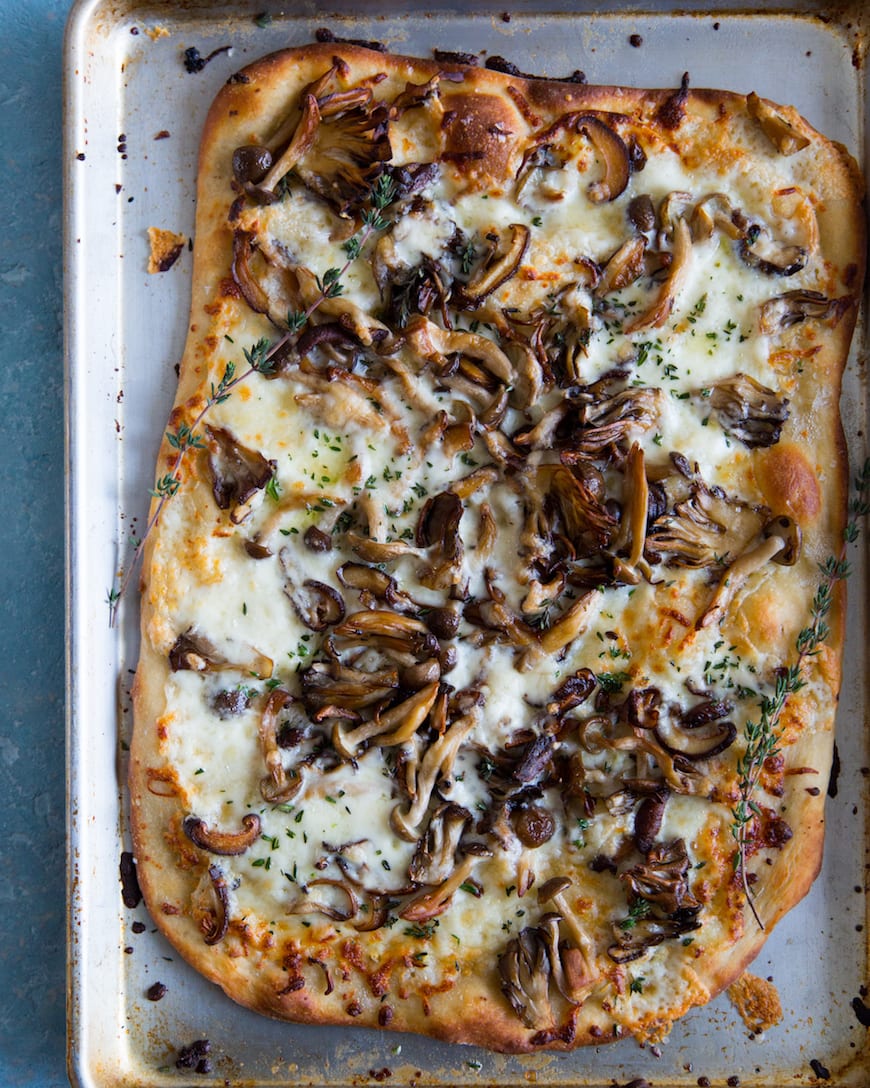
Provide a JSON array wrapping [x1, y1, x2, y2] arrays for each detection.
[[607, 913, 701, 964], [594, 235, 647, 296], [168, 628, 273, 679], [747, 92, 810, 156], [408, 803, 471, 885], [633, 789, 669, 854], [625, 216, 693, 333], [278, 551, 346, 631], [336, 562, 419, 613], [334, 610, 438, 658], [690, 192, 745, 243], [739, 222, 808, 277], [759, 289, 852, 335], [400, 843, 493, 922], [332, 681, 440, 760], [390, 711, 479, 841], [300, 659, 399, 713], [653, 714, 736, 762], [536, 912, 597, 1005], [286, 878, 359, 923], [697, 516, 800, 628], [204, 424, 276, 524], [257, 688, 307, 803], [498, 926, 554, 1029], [611, 442, 653, 585], [576, 115, 632, 204], [183, 813, 262, 856], [191, 864, 230, 945], [416, 490, 465, 591], [293, 100, 392, 216], [456, 223, 530, 309], [569, 386, 663, 456], [537, 876, 599, 998], [255, 93, 322, 198], [707, 373, 790, 448], [405, 315, 514, 385]]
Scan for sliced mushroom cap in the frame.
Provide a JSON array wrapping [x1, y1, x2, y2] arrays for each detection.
[[708, 373, 790, 449], [183, 813, 262, 856], [457, 223, 530, 308], [278, 552, 346, 631], [168, 628, 273, 679], [286, 878, 359, 922], [739, 222, 808, 277], [204, 424, 277, 523], [763, 515, 802, 565], [653, 717, 737, 761], [576, 116, 631, 203], [634, 790, 669, 854], [594, 235, 647, 296]]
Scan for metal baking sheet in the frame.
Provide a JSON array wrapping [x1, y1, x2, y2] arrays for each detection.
[[64, 1, 870, 1084]]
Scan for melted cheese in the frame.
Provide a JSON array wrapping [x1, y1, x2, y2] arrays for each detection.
[[143, 69, 857, 1043]]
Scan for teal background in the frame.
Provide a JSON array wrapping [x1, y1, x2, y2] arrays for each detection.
[[1, 1, 70, 1084]]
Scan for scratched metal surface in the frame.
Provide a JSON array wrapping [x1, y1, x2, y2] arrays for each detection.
[[65, 1, 870, 1085]]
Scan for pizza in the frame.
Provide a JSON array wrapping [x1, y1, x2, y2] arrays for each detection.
[[129, 42, 864, 1053]]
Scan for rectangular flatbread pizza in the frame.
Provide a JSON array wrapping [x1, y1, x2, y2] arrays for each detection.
[[129, 43, 864, 1052]]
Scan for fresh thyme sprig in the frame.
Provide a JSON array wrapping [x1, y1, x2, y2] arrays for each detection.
[[732, 458, 870, 929], [107, 176, 397, 625]]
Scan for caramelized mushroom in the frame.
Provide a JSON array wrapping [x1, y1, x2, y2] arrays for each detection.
[[708, 373, 790, 448], [457, 223, 530, 308], [747, 92, 810, 156], [204, 424, 276, 523], [759, 290, 851, 334], [499, 926, 554, 1029], [739, 222, 808, 277], [576, 116, 631, 203], [183, 813, 262, 856]]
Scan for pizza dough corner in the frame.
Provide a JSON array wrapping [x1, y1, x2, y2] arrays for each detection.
[[129, 43, 864, 1052]]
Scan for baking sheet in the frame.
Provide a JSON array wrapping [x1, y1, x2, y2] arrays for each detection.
[[64, 1, 870, 1085]]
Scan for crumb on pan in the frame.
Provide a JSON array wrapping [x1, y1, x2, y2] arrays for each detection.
[[147, 227, 186, 273], [727, 972, 783, 1033]]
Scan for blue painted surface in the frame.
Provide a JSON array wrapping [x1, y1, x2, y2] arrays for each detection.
[[0, 2, 72, 1085]]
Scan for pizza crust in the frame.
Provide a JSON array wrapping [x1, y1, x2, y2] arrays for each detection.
[[130, 43, 864, 1054]]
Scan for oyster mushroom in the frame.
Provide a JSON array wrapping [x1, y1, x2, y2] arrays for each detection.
[[258, 688, 307, 804], [625, 216, 693, 333], [537, 876, 599, 998], [408, 802, 471, 885], [747, 92, 811, 156], [594, 235, 647, 296], [293, 99, 392, 216], [390, 711, 479, 841], [697, 516, 800, 628], [416, 490, 465, 591], [300, 659, 399, 713], [707, 373, 790, 448], [183, 813, 262, 856], [690, 192, 746, 243], [759, 289, 852, 335], [168, 628, 273, 679], [254, 93, 322, 199], [611, 442, 653, 585], [739, 222, 808, 277], [332, 681, 440, 760], [191, 864, 230, 945], [569, 385, 663, 455], [400, 843, 493, 922], [607, 913, 701, 964], [278, 552, 346, 631], [203, 424, 276, 524], [405, 315, 514, 385], [286, 878, 359, 923], [499, 926, 554, 1029]]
